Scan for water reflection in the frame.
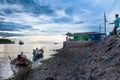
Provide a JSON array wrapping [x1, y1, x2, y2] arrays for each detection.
[[0, 43, 62, 79], [0, 60, 13, 79]]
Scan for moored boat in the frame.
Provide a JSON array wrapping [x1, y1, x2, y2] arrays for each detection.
[[33, 48, 44, 61], [10, 54, 32, 80], [19, 40, 24, 45]]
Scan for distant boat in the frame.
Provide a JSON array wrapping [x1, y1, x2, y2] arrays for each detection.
[[33, 48, 44, 61], [54, 42, 58, 44], [19, 41, 24, 45]]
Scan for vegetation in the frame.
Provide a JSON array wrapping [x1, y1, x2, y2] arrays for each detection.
[[0, 39, 15, 44]]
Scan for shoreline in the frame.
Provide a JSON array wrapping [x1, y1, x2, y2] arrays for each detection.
[[6, 46, 92, 80], [26, 47, 93, 80], [6, 35, 120, 80]]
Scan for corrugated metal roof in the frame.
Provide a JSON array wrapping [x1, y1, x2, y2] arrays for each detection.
[[66, 32, 105, 36]]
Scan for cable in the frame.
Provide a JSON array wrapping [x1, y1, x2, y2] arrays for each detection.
[[108, 0, 118, 13], [107, 0, 120, 18], [104, 0, 113, 12], [114, 0, 120, 11]]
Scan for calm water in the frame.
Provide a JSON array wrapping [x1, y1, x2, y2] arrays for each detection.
[[0, 43, 63, 79]]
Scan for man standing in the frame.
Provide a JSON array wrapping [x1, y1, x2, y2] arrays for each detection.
[[110, 14, 120, 35]]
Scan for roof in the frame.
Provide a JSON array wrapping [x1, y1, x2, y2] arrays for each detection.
[[66, 32, 105, 36]]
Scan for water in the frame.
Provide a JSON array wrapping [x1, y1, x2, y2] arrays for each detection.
[[0, 43, 63, 79]]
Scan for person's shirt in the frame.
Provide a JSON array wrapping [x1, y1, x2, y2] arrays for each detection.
[[114, 18, 120, 27]]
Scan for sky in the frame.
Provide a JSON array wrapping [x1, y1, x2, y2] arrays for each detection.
[[0, 0, 120, 42]]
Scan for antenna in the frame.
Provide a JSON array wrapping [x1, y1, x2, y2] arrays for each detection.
[[99, 25, 101, 33]]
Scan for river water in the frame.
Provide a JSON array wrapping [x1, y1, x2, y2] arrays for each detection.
[[0, 43, 63, 80]]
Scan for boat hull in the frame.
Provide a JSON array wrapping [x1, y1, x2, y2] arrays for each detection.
[[33, 53, 43, 61], [10, 63, 31, 79], [10, 57, 32, 80]]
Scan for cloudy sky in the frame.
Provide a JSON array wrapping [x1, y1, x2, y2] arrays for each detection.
[[0, 0, 120, 42]]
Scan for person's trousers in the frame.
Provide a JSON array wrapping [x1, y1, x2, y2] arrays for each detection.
[[113, 26, 118, 35]]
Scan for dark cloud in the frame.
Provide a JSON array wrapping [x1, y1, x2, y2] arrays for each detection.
[[65, 7, 73, 15], [74, 21, 84, 24], [0, 17, 4, 20], [0, 32, 24, 37], [25, 5, 54, 16], [0, 0, 54, 16], [53, 17, 72, 23], [0, 21, 32, 31], [0, 8, 22, 15]]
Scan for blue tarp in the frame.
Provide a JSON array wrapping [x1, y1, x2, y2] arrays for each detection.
[[90, 34, 102, 41]]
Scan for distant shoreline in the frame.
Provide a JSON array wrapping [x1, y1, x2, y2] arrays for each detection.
[[0, 39, 15, 44]]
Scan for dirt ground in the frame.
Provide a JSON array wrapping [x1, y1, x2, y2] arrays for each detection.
[[7, 34, 120, 80]]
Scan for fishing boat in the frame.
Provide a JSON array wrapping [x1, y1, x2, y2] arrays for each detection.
[[19, 40, 24, 45], [10, 55, 32, 80], [33, 48, 44, 61]]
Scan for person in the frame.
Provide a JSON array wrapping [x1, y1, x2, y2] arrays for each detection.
[[109, 14, 120, 35], [10, 55, 22, 65], [16, 54, 30, 66], [36, 47, 39, 51], [33, 49, 36, 57], [38, 48, 44, 53], [16, 54, 24, 65], [21, 52, 26, 58], [17, 54, 22, 61]]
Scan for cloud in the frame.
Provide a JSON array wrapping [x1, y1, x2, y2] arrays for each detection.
[[0, 4, 23, 15], [0, 21, 32, 31], [0, 32, 24, 37], [88, 0, 109, 7], [65, 7, 73, 15], [55, 9, 69, 18], [0, 0, 54, 16], [53, 17, 72, 23], [1, 12, 52, 26], [0, 0, 117, 40]]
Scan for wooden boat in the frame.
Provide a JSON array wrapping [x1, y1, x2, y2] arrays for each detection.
[[33, 49, 44, 61], [10, 55, 32, 80]]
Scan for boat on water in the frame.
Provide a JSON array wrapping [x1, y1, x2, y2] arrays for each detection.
[[10, 54, 32, 80], [19, 40, 24, 45], [33, 48, 44, 61]]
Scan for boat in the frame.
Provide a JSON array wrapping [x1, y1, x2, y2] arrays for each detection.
[[33, 48, 44, 61], [10, 55, 32, 80], [19, 40, 24, 45]]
